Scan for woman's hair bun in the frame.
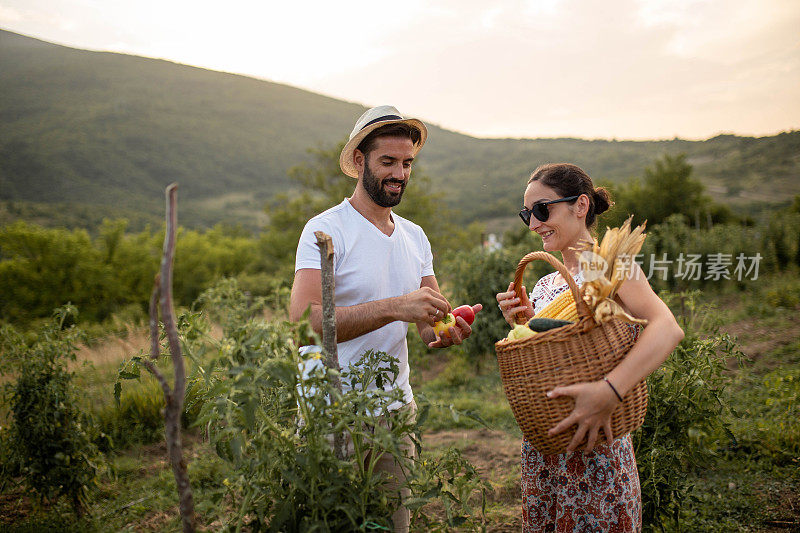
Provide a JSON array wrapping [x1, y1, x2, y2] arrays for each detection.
[[593, 187, 613, 215]]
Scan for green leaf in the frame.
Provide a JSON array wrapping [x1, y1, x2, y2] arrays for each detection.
[[242, 400, 256, 432], [415, 402, 430, 428], [403, 497, 429, 511]]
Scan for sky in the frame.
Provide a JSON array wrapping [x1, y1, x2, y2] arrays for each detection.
[[1, 0, 799, 140]]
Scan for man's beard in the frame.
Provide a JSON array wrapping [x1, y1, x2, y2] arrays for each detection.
[[362, 162, 406, 208]]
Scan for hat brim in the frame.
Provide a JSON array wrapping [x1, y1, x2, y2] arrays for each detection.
[[339, 117, 428, 178]]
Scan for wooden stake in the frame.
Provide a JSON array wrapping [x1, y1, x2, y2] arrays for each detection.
[[143, 184, 196, 532], [314, 230, 346, 460]]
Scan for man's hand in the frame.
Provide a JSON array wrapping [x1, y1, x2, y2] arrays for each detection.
[[427, 304, 483, 348], [397, 287, 451, 326]]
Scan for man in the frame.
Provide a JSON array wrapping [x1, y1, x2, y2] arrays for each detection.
[[289, 105, 481, 531]]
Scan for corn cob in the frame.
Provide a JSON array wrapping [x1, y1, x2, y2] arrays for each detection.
[[534, 289, 579, 321], [578, 216, 648, 326]]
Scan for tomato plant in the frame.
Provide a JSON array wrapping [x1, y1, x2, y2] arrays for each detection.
[[185, 279, 488, 531], [0, 306, 104, 516]]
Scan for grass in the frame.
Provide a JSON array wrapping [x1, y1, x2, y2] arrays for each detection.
[[1, 276, 799, 531], [418, 357, 520, 435], [71, 327, 150, 375], [0, 433, 232, 532], [686, 452, 800, 532]]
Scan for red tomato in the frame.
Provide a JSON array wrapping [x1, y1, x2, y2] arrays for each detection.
[[452, 305, 475, 325]]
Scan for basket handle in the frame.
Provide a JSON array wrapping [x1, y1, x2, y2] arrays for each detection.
[[512, 251, 591, 325]]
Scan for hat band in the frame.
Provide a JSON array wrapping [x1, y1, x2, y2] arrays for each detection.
[[360, 114, 403, 131]]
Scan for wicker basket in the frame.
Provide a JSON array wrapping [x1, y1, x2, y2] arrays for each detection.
[[495, 251, 648, 455]]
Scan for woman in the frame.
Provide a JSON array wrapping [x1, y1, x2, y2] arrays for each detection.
[[496, 163, 684, 532]]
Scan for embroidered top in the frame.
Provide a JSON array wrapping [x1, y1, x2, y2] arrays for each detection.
[[530, 270, 584, 315]]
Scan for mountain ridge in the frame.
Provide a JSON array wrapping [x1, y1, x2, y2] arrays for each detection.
[[1, 28, 798, 229]]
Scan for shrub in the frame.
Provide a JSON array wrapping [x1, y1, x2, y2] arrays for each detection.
[[109, 309, 212, 450], [633, 291, 744, 530], [190, 280, 488, 531], [751, 367, 800, 456], [0, 306, 104, 515], [764, 276, 800, 309], [640, 214, 763, 293]]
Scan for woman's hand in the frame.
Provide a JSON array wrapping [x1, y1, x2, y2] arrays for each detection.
[[546, 380, 620, 453], [495, 282, 534, 327]]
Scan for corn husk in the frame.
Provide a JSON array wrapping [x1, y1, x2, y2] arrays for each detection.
[[577, 216, 648, 326]]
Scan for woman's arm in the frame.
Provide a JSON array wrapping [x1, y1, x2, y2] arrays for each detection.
[[547, 263, 684, 452], [605, 263, 685, 396]]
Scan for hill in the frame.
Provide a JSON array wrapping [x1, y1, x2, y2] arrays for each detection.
[[1, 29, 798, 230]]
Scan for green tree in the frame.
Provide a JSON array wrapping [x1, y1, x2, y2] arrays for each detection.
[[97, 219, 160, 315], [791, 194, 800, 214], [795, 230, 800, 270], [606, 154, 710, 228], [257, 142, 353, 279], [767, 217, 792, 271], [0, 222, 118, 323], [0, 219, 275, 329]]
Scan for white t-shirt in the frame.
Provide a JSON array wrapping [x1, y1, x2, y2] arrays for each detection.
[[294, 199, 435, 409]]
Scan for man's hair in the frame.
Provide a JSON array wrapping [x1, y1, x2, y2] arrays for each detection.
[[356, 123, 422, 158]]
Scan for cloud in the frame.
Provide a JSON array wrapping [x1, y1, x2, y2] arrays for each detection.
[[0, 5, 23, 23], [1, 0, 797, 139], [307, 0, 800, 139]]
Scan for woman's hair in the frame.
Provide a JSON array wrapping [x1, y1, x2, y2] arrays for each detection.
[[527, 163, 613, 228]]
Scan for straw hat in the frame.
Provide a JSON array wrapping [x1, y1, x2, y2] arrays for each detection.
[[339, 105, 428, 178]]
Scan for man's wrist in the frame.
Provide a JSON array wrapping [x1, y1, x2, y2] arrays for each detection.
[[381, 295, 402, 323]]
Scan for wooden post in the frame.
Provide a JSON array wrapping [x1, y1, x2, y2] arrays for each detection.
[[143, 184, 196, 532], [314, 230, 346, 460]]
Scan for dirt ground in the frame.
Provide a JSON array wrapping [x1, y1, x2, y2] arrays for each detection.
[[425, 428, 523, 531], [425, 428, 520, 477], [721, 312, 800, 366]]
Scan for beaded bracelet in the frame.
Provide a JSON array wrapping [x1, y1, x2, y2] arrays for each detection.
[[603, 377, 623, 402]]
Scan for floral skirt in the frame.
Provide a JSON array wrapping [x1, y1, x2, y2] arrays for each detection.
[[521, 435, 641, 532]]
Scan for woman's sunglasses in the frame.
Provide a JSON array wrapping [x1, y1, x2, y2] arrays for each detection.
[[519, 195, 580, 226]]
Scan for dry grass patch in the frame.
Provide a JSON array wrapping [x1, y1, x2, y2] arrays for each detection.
[[72, 327, 150, 372]]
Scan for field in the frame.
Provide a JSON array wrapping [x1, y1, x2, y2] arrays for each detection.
[[2, 20, 799, 533], [1, 274, 798, 532]]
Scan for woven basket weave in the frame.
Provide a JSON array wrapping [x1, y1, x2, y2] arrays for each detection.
[[495, 251, 648, 455]]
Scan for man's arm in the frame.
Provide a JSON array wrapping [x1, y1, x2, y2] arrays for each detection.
[[289, 269, 451, 343]]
